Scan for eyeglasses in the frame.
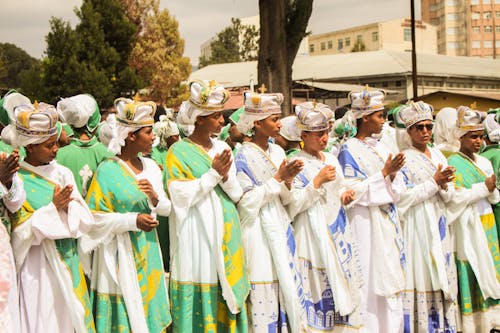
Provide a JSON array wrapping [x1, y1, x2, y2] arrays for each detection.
[[413, 123, 433, 131]]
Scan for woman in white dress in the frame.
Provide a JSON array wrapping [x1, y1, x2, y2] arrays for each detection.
[[394, 101, 459, 333], [337, 88, 407, 333], [287, 102, 363, 332], [235, 91, 306, 332]]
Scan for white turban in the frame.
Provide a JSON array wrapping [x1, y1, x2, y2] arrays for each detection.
[[154, 115, 179, 147], [237, 92, 283, 136], [484, 113, 500, 143], [434, 107, 460, 154], [57, 94, 99, 129], [279, 116, 301, 141], [2, 103, 58, 148]]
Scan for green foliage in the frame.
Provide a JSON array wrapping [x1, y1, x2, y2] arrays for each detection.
[[0, 43, 41, 90], [198, 18, 260, 68]]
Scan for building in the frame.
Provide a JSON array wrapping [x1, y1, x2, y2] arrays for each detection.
[[189, 50, 500, 108], [422, 0, 500, 58], [308, 18, 438, 56]]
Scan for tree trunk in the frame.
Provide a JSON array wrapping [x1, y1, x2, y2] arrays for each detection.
[[258, 0, 313, 116]]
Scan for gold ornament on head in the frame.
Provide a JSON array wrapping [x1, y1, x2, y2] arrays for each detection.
[[33, 101, 39, 109], [470, 101, 477, 110], [257, 84, 267, 93]]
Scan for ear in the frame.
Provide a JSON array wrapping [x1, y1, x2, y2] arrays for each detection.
[[126, 131, 137, 142], [25, 144, 34, 153]]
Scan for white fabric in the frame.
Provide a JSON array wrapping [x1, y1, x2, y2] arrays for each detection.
[[340, 137, 406, 333], [236, 142, 306, 332], [484, 113, 500, 142], [379, 123, 400, 153], [295, 101, 333, 131], [397, 101, 433, 128], [0, 174, 24, 332], [11, 161, 94, 333], [434, 107, 460, 154], [1, 91, 31, 125], [57, 94, 97, 128], [81, 156, 170, 333], [279, 116, 301, 141], [168, 138, 244, 313], [287, 151, 363, 321], [189, 80, 230, 110], [448, 154, 500, 299], [97, 115, 116, 148], [349, 89, 385, 119]]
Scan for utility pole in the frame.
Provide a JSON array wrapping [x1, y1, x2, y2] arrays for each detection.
[[411, 0, 418, 100]]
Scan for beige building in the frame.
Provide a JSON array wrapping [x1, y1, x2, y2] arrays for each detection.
[[308, 18, 438, 56], [422, 0, 500, 58]]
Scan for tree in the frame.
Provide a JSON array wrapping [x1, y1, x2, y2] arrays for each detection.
[[0, 43, 40, 89], [258, 0, 313, 115], [129, 4, 191, 106], [198, 18, 260, 68], [351, 40, 366, 52], [75, 0, 141, 105]]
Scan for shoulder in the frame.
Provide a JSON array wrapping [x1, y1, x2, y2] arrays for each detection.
[[269, 143, 286, 158]]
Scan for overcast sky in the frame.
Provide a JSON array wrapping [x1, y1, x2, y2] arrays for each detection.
[[0, 0, 420, 65]]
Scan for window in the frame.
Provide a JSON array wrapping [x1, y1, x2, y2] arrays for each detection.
[[396, 81, 402, 87], [485, 26, 493, 33], [431, 18, 440, 25], [496, 41, 500, 48], [338, 39, 343, 50], [345, 37, 351, 46], [447, 0, 458, 5], [484, 40, 493, 48], [484, 12, 492, 19], [472, 40, 481, 48], [357, 35, 362, 43], [321, 42, 326, 51], [472, 26, 481, 33], [404, 28, 411, 41], [471, 0, 479, 3], [497, 26, 500, 33], [327, 40, 333, 49], [372, 31, 378, 42], [471, 12, 481, 19], [496, 11, 500, 18], [483, 0, 491, 3], [447, 42, 459, 49], [447, 27, 459, 35], [447, 13, 459, 20], [496, 0, 500, 3], [309, 44, 315, 53]]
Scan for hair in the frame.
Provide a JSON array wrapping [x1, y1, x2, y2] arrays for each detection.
[[334, 106, 349, 119]]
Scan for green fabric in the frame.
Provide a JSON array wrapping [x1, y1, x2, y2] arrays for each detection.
[[481, 144, 500, 240], [150, 145, 170, 271], [0, 140, 26, 159], [86, 158, 171, 333], [447, 153, 500, 316], [56, 137, 114, 195], [0, 89, 17, 126], [62, 123, 74, 137], [13, 167, 95, 332], [229, 107, 244, 124], [286, 147, 301, 158], [166, 138, 249, 332], [218, 124, 230, 141]]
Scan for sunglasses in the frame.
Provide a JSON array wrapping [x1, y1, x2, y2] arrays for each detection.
[[413, 123, 433, 131]]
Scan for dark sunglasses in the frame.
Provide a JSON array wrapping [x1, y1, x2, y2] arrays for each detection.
[[413, 123, 433, 131]]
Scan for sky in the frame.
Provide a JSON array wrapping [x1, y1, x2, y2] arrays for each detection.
[[0, 0, 420, 65]]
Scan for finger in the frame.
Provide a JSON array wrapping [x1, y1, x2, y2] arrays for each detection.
[[386, 154, 393, 162]]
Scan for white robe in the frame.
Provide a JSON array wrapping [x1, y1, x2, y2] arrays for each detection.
[[397, 146, 459, 332], [167, 139, 244, 313], [11, 161, 94, 333], [236, 142, 306, 333], [288, 151, 363, 332], [0, 174, 24, 333], [338, 137, 407, 333]]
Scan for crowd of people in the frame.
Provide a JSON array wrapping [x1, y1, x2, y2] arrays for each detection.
[[0, 79, 498, 333]]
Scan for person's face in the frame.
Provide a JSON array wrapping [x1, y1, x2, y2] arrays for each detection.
[[255, 115, 281, 138], [166, 134, 179, 147], [407, 120, 433, 147], [26, 134, 59, 165], [197, 112, 225, 134], [362, 110, 386, 134], [460, 130, 484, 155], [302, 129, 329, 152], [129, 126, 155, 155], [229, 123, 244, 143], [57, 128, 71, 148], [274, 134, 289, 151]]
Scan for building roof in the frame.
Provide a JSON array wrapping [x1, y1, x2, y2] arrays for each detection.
[[190, 50, 500, 87]]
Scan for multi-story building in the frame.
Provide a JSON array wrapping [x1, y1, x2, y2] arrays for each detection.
[[422, 0, 500, 58], [308, 17, 438, 56]]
